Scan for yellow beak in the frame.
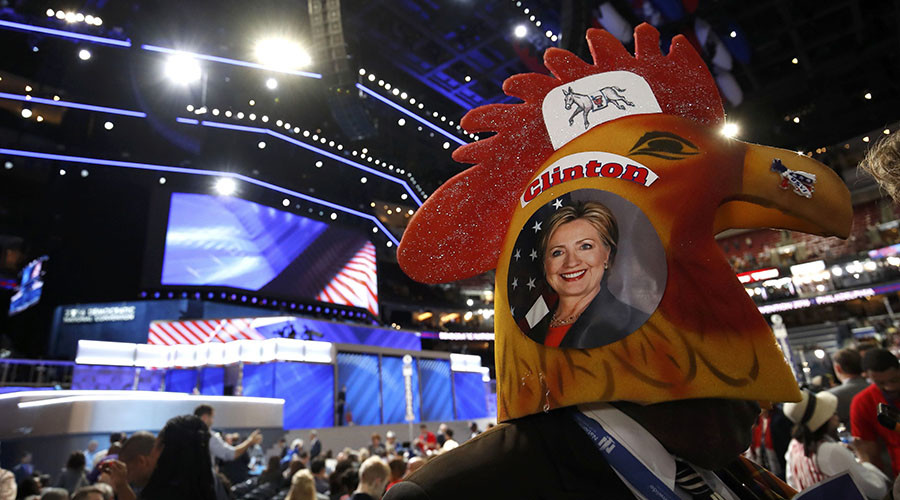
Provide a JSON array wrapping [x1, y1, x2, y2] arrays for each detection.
[[714, 143, 852, 238]]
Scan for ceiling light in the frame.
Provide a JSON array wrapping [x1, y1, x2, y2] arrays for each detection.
[[258, 141, 266, 149], [514, 25, 527, 38], [55, 10, 65, 19], [3, 161, 12, 170], [330, 213, 337, 220], [885, 129, 891, 135], [265, 78, 278, 90], [164, 54, 202, 84], [730, 31, 737, 38], [104, 121, 114, 130], [401, 193, 408, 200], [214, 178, 237, 196], [721, 123, 739, 138], [443, 142, 451, 149], [400, 92, 408, 99], [863, 136, 870, 143], [368, 74, 375, 82], [792, 116, 800, 123], [159, 177, 166, 184], [36, 116, 43, 122], [59, 169, 66, 176], [80, 169, 89, 177], [315, 161, 323, 168], [360, 177, 367, 183], [282, 198, 290, 207], [78, 49, 91, 60], [791, 57, 798, 65], [46, 9, 55, 17], [21, 108, 32, 118], [359, 68, 366, 75], [398, 118, 406, 126], [254, 38, 311, 70], [864, 92, 872, 100]]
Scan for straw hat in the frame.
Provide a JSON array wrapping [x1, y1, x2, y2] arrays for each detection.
[[783, 390, 838, 431]]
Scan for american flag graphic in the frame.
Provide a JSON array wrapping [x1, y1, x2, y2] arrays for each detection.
[[148, 318, 265, 345], [316, 241, 379, 316]]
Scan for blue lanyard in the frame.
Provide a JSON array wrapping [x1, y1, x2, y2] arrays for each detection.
[[572, 410, 682, 500]]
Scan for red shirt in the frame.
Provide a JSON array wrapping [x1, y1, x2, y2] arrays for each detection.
[[415, 431, 437, 453], [544, 324, 571, 348], [850, 382, 900, 475]]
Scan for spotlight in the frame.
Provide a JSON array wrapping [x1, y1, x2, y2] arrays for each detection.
[[368, 74, 375, 82], [214, 177, 237, 196], [864, 92, 872, 100], [36, 116, 43, 122], [21, 108, 32, 118], [4, 161, 12, 169], [330, 213, 337, 220], [59, 169, 66, 176], [265, 77, 278, 90], [164, 54, 202, 85], [359, 68, 366, 75], [258, 141, 266, 149], [315, 161, 323, 168], [65, 12, 76, 23], [159, 177, 167, 184], [104, 121, 114, 130], [721, 123, 739, 138], [55, 10, 65, 19], [791, 57, 798, 65], [254, 38, 311, 70], [401, 193, 408, 200], [282, 198, 290, 207], [360, 177, 367, 183], [443, 142, 451, 149], [514, 25, 527, 38], [397, 118, 406, 126], [46, 9, 55, 17], [80, 169, 89, 177], [730, 31, 737, 38], [792, 116, 800, 123]]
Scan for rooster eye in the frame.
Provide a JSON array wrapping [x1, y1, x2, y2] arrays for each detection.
[[628, 131, 700, 160]]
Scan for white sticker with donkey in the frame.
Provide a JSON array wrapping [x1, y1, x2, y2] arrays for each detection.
[[542, 70, 663, 150]]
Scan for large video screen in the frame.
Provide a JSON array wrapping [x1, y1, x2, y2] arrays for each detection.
[[159, 193, 378, 315], [9, 256, 47, 316]]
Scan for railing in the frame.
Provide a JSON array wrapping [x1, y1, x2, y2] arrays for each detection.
[[0, 358, 75, 389]]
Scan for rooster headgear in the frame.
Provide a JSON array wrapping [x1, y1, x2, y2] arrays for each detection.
[[398, 24, 852, 421]]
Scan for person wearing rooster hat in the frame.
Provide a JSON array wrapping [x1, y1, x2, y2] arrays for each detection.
[[386, 24, 853, 500]]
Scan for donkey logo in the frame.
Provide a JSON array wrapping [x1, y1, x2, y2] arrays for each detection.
[[563, 86, 635, 129]]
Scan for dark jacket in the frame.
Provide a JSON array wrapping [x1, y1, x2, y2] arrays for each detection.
[[385, 408, 794, 500]]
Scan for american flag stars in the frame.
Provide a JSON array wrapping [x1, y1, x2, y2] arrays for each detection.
[[526, 278, 536, 290], [529, 249, 538, 261], [511, 277, 519, 289], [552, 198, 563, 209], [532, 220, 543, 233], [514, 248, 521, 261]]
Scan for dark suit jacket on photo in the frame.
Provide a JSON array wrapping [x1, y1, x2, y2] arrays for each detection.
[[384, 408, 794, 500], [530, 282, 650, 349]]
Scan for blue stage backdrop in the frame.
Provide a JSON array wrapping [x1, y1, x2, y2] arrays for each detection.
[[418, 359, 454, 422], [381, 356, 420, 424], [337, 353, 382, 426], [136, 368, 164, 391], [71, 365, 135, 391], [241, 363, 276, 398], [165, 369, 197, 394], [274, 362, 334, 429], [199, 367, 224, 396], [452, 372, 488, 420]]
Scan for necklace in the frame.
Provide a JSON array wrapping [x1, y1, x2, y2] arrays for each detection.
[[550, 311, 580, 327]]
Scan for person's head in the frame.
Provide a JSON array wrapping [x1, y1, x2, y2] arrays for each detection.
[[444, 428, 454, 440], [290, 438, 303, 451], [266, 455, 281, 472], [405, 456, 425, 477], [863, 348, 900, 399], [783, 390, 840, 456], [308, 430, 318, 440], [298, 450, 309, 464], [469, 422, 478, 432], [86, 440, 99, 453], [119, 431, 157, 488], [832, 348, 862, 381], [309, 458, 326, 477], [288, 456, 306, 478], [861, 130, 900, 203], [438, 423, 448, 433], [192, 404, 215, 427], [540, 201, 617, 303], [370, 432, 381, 444], [357, 456, 390, 497], [358, 447, 371, 462], [109, 432, 124, 445], [286, 469, 317, 500], [418, 424, 427, 433], [20, 450, 32, 463], [141, 415, 215, 500], [72, 485, 110, 500], [17, 476, 41, 497], [385, 430, 396, 443], [387, 457, 406, 482], [40, 487, 70, 500], [66, 451, 86, 470]]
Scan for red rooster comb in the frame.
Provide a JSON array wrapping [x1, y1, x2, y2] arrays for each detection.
[[398, 24, 723, 283]]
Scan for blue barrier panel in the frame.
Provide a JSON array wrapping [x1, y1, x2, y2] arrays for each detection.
[[381, 356, 420, 424], [199, 367, 225, 395], [71, 365, 135, 390], [418, 359, 453, 422], [136, 368, 164, 391], [165, 369, 197, 393], [337, 353, 381, 426], [452, 372, 488, 420], [242, 363, 275, 398], [274, 362, 334, 429]]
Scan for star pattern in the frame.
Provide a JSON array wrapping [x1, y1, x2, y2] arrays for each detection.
[[526, 278, 536, 290], [532, 220, 542, 233], [513, 249, 521, 261], [552, 198, 563, 209], [511, 278, 518, 289], [529, 249, 538, 261]]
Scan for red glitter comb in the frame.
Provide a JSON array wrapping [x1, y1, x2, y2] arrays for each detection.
[[398, 24, 724, 283]]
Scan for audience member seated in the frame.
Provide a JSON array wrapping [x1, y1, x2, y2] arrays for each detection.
[[309, 459, 328, 495], [38, 487, 68, 500], [118, 432, 157, 494], [438, 429, 457, 453], [16, 476, 40, 499], [384, 458, 405, 492], [412, 426, 436, 456], [258, 456, 283, 486], [350, 457, 389, 500], [72, 484, 112, 500], [11, 452, 33, 484], [366, 434, 385, 458], [54, 452, 88, 494], [82, 441, 100, 467], [92, 433, 125, 469], [287, 470, 319, 500], [332, 464, 359, 500], [382, 432, 400, 457], [785, 390, 888, 498], [402, 458, 424, 479]]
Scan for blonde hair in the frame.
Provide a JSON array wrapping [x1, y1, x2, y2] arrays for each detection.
[[539, 201, 618, 265], [861, 131, 900, 202], [287, 469, 317, 500]]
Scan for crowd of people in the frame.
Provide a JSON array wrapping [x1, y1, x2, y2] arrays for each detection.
[[0, 406, 487, 500], [742, 344, 900, 498]]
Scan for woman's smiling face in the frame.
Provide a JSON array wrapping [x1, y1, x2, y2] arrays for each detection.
[[543, 218, 611, 301]]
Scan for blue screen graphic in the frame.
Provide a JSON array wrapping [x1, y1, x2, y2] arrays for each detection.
[[275, 362, 334, 429], [165, 369, 198, 393], [9, 256, 47, 316], [162, 193, 327, 290], [453, 371, 488, 420], [419, 359, 454, 422], [337, 353, 382, 426]]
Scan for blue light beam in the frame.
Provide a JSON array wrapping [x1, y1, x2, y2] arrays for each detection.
[[141, 45, 322, 79], [0, 147, 399, 245], [0, 92, 147, 118], [0, 20, 131, 47], [355, 83, 467, 146]]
